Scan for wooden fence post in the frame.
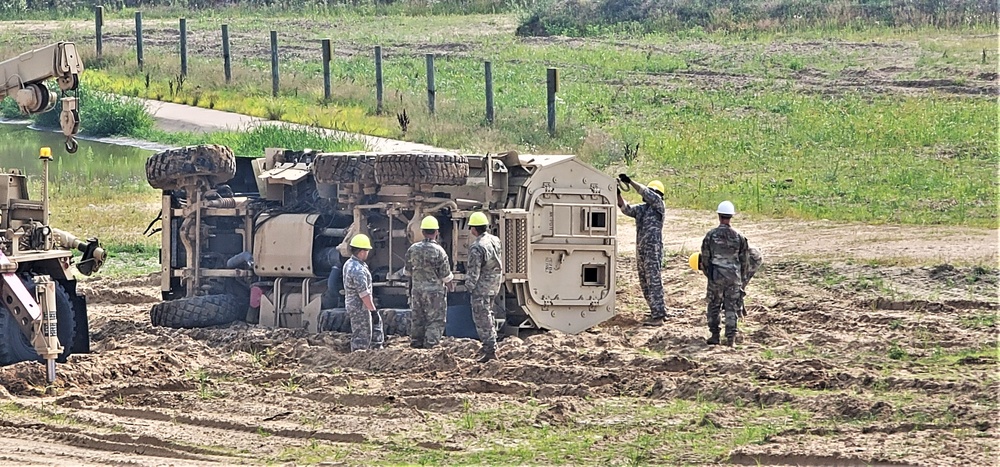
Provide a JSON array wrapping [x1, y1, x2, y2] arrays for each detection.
[[135, 11, 144, 70], [95, 6, 103, 58], [375, 46, 384, 114], [484, 61, 494, 124], [426, 53, 436, 114], [179, 18, 187, 76], [270, 30, 279, 97], [221, 25, 232, 84], [546, 67, 558, 136], [322, 39, 332, 102]]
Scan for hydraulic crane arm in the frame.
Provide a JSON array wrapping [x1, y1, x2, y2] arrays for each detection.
[[0, 42, 83, 153]]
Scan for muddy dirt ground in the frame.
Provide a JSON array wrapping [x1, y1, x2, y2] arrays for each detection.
[[0, 16, 997, 465], [0, 214, 996, 466]]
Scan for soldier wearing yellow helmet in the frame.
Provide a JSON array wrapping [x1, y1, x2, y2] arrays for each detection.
[[466, 211, 503, 363], [343, 234, 384, 352], [404, 215, 453, 349], [616, 174, 669, 326]]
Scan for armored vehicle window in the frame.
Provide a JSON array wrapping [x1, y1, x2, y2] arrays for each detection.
[[584, 208, 609, 231], [582, 264, 606, 286]]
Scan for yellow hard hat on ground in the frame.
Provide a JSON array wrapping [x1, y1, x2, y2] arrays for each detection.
[[689, 252, 700, 271], [648, 180, 664, 194], [420, 216, 440, 230], [349, 234, 372, 250], [469, 212, 489, 227]]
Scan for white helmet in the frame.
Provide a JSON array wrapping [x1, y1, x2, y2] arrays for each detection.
[[717, 200, 736, 216]]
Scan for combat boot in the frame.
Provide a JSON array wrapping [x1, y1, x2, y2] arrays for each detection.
[[726, 335, 736, 347], [643, 317, 664, 327], [706, 331, 721, 345], [477, 346, 497, 363]]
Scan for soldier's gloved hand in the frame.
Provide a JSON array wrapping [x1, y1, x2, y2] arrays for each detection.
[[618, 173, 631, 184]]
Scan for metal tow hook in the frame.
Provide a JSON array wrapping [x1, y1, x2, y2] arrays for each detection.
[[65, 136, 78, 154], [617, 178, 631, 192]]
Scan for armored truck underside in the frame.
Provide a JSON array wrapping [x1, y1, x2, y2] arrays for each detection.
[[150, 147, 617, 337]]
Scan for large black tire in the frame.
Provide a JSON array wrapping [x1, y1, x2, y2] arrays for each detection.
[[313, 153, 377, 184], [150, 294, 246, 329], [0, 278, 77, 366], [318, 309, 352, 333], [381, 309, 410, 336], [146, 144, 237, 191], [374, 153, 469, 186], [317, 308, 410, 336]]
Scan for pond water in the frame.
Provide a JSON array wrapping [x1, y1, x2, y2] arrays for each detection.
[[0, 123, 153, 195]]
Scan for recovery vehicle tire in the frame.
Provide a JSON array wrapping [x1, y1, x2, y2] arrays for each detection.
[[146, 144, 237, 191], [313, 153, 377, 185], [374, 152, 469, 186], [0, 278, 77, 367], [381, 309, 411, 336], [317, 308, 410, 336], [317, 308, 351, 333], [150, 294, 246, 329]]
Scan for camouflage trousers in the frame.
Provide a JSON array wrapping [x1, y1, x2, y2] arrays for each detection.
[[637, 243, 666, 319], [470, 293, 498, 351], [706, 280, 741, 339], [410, 288, 446, 348], [349, 308, 384, 352]]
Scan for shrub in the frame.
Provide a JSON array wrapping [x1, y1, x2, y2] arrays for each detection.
[[31, 83, 154, 137], [0, 97, 22, 119]]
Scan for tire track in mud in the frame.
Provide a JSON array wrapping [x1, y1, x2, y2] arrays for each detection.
[[88, 406, 368, 444], [0, 422, 233, 463]]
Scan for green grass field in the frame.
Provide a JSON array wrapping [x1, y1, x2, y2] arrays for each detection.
[[1, 10, 994, 227]]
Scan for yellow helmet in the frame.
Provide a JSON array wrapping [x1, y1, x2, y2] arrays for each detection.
[[469, 212, 490, 227], [648, 180, 665, 194], [688, 252, 700, 271], [420, 216, 440, 230], [349, 234, 372, 250]]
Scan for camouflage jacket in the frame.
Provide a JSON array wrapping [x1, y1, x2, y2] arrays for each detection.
[[342, 255, 372, 311], [621, 184, 665, 252], [467, 232, 503, 296], [404, 239, 452, 292], [699, 223, 749, 286]]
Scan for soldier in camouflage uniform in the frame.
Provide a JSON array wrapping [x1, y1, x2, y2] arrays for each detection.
[[404, 216, 453, 349], [616, 174, 668, 326], [466, 212, 503, 363], [699, 201, 749, 347], [342, 234, 384, 352]]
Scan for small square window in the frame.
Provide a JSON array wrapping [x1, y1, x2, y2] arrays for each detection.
[[583, 208, 609, 231], [590, 211, 607, 228], [582, 265, 606, 286]]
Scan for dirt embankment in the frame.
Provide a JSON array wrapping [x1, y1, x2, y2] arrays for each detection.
[[0, 215, 996, 465]]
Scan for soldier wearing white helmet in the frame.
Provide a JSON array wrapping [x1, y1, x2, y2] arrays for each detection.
[[698, 201, 749, 347]]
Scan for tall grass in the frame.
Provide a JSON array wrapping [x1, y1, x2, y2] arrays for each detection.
[[142, 125, 364, 156], [31, 83, 154, 138], [0, 0, 534, 20], [2, 11, 994, 227], [517, 0, 998, 37]]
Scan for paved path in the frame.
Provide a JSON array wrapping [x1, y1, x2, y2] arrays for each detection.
[[140, 98, 447, 152]]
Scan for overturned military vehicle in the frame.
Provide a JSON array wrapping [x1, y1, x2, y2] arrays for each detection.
[[146, 146, 617, 337]]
